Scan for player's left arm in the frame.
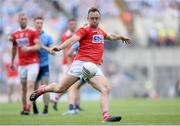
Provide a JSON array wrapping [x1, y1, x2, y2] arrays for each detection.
[[106, 33, 131, 44], [21, 38, 41, 52], [21, 30, 41, 52]]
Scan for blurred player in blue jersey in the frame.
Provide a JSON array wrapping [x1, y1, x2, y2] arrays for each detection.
[[32, 16, 53, 115]]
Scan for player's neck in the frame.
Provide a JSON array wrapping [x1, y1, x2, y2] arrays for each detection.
[[68, 29, 75, 34], [90, 25, 98, 29], [36, 28, 42, 33], [20, 26, 27, 30]]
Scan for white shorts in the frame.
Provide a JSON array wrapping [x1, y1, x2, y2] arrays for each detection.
[[58, 64, 70, 82], [18, 63, 39, 82], [7, 76, 20, 85], [67, 60, 104, 78], [62, 65, 69, 73]]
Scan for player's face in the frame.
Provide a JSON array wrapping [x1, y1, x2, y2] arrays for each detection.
[[34, 19, 43, 31], [88, 11, 100, 28], [68, 20, 77, 32], [18, 15, 27, 29]]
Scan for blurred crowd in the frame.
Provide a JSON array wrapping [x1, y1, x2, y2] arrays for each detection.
[[122, 0, 179, 47]]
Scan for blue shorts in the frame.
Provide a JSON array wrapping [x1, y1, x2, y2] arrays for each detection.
[[36, 65, 49, 82]]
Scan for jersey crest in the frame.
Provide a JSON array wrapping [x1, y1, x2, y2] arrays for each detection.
[[92, 35, 104, 43]]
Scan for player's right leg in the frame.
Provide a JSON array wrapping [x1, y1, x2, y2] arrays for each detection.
[[30, 74, 79, 101], [18, 66, 29, 115], [14, 76, 21, 102], [7, 79, 13, 103]]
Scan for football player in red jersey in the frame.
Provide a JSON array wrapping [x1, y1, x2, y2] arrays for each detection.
[[10, 13, 41, 115], [30, 7, 130, 122]]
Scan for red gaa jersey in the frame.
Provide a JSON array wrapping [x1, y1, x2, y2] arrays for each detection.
[[11, 28, 40, 66], [75, 25, 107, 64]]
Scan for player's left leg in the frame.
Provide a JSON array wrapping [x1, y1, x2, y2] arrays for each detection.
[[89, 75, 121, 122]]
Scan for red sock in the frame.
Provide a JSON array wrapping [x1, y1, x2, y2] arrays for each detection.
[[103, 111, 111, 120], [26, 104, 31, 111], [23, 105, 26, 111], [23, 104, 31, 111]]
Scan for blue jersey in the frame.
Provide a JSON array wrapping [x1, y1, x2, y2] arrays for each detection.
[[72, 42, 79, 51], [39, 31, 53, 67], [71, 42, 79, 56]]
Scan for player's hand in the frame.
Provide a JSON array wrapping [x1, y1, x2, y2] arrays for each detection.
[[21, 46, 30, 52], [10, 63, 16, 70], [48, 48, 56, 55], [121, 36, 131, 44], [8, 34, 13, 42], [50, 46, 61, 52]]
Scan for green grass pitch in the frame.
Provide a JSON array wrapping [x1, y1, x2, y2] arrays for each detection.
[[0, 99, 180, 125]]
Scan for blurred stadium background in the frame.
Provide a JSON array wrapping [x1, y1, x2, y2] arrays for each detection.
[[0, 0, 180, 102]]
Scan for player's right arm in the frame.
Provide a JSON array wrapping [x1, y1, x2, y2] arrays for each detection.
[[51, 35, 80, 52], [10, 34, 17, 70], [11, 45, 17, 69]]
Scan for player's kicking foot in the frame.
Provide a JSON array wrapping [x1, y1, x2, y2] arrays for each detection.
[[30, 85, 46, 101], [103, 116, 122, 122]]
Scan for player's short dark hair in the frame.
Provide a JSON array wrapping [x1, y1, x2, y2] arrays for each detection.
[[18, 12, 27, 19], [88, 7, 100, 15], [68, 18, 77, 23], [34, 16, 44, 21]]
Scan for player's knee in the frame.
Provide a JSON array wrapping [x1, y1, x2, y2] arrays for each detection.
[[22, 85, 27, 91], [56, 85, 67, 93], [107, 84, 112, 92], [101, 86, 110, 95]]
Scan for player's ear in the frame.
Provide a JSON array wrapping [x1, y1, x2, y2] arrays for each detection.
[[87, 14, 90, 21]]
